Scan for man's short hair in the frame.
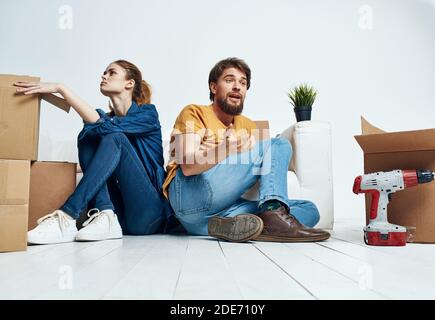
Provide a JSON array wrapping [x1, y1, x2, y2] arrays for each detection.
[[208, 57, 251, 101]]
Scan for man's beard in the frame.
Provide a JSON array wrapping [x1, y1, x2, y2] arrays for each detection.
[[216, 96, 244, 116]]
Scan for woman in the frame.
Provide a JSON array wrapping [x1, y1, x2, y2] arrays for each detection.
[[15, 60, 173, 244]]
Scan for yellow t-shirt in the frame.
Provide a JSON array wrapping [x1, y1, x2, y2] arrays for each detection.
[[162, 104, 257, 199]]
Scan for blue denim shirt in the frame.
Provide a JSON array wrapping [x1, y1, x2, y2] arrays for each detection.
[[78, 101, 165, 194]]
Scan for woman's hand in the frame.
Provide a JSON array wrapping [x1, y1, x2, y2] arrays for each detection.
[[14, 81, 99, 123], [14, 81, 63, 95]]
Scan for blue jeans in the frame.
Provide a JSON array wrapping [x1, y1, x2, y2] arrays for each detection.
[[168, 137, 320, 236], [61, 132, 165, 235]]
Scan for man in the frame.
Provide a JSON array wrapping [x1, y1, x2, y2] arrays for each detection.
[[162, 57, 330, 243]]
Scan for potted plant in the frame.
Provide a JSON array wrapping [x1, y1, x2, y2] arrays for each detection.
[[288, 84, 317, 122]]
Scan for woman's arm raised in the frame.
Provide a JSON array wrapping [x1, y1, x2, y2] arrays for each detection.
[[14, 82, 100, 123]]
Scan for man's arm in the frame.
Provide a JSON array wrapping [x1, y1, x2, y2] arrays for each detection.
[[177, 133, 229, 176], [176, 127, 256, 176]]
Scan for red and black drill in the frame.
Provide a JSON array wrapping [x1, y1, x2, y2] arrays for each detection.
[[353, 169, 435, 246]]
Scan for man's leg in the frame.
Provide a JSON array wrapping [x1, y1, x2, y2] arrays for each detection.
[[168, 138, 269, 231], [217, 198, 321, 228], [168, 139, 279, 240], [257, 138, 292, 209], [168, 137, 329, 242], [288, 200, 320, 228], [200, 137, 291, 212], [169, 196, 259, 236], [174, 198, 321, 236]]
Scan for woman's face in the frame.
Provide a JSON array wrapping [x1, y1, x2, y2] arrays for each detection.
[[100, 63, 133, 96]]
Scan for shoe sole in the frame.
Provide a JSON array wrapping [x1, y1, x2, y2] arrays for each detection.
[[255, 233, 330, 242], [208, 214, 264, 243], [27, 235, 77, 245], [75, 232, 123, 242]]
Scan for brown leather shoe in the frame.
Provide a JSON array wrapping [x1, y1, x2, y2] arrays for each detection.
[[255, 205, 330, 242], [208, 214, 264, 242]]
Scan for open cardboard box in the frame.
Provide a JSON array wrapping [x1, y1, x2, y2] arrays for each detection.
[[0, 74, 71, 160], [355, 117, 435, 243]]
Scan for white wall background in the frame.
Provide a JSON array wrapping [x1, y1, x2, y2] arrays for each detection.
[[1, 0, 434, 221]]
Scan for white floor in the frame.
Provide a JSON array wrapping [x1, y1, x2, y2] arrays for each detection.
[[1, 219, 435, 300]]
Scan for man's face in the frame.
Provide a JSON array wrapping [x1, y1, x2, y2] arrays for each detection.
[[211, 67, 248, 116]]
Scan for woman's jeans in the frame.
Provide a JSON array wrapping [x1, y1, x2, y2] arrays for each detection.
[[168, 137, 320, 236], [60, 132, 164, 235]]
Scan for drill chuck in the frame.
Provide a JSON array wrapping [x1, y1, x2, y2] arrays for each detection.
[[417, 170, 435, 184]]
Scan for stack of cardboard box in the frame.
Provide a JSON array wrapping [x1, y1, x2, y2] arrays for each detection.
[[0, 75, 77, 252]]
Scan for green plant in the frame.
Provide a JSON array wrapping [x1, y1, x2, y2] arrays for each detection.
[[288, 84, 317, 109]]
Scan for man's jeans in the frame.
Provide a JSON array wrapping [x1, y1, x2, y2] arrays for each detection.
[[168, 137, 320, 235], [61, 132, 164, 235]]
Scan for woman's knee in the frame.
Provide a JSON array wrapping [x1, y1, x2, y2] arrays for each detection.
[[101, 132, 128, 144], [77, 135, 101, 170]]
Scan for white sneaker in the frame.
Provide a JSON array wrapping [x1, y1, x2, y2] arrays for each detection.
[[75, 208, 123, 241], [27, 210, 78, 245]]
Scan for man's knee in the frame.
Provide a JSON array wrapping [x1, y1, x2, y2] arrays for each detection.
[[271, 137, 292, 152], [290, 200, 320, 227], [302, 201, 320, 227]]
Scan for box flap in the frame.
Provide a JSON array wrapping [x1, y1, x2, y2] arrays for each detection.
[[355, 129, 435, 154], [0, 74, 71, 113], [361, 116, 385, 134], [355, 117, 435, 154], [41, 93, 71, 113]]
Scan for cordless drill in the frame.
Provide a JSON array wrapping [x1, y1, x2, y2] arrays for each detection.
[[353, 169, 435, 246]]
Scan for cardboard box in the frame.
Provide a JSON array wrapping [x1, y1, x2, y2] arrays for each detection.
[[0, 205, 28, 252], [355, 117, 435, 243], [29, 161, 77, 230], [0, 159, 31, 205], [0, 159, 30, 252], [253, 120, 270, 141], [0, 74, 71, 160]]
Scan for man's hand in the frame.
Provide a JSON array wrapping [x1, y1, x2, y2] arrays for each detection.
[[237, 134, 256, 153], [223, 124, 256, 156], [178, 124, 256, 176]]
